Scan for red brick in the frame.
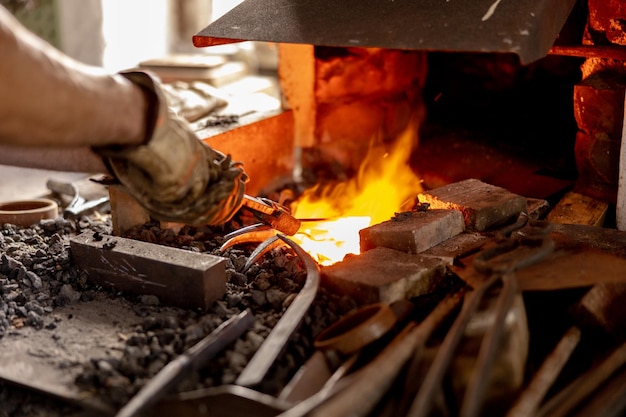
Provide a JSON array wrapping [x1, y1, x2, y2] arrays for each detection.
[[359, 209, 464, 254], [421, 232, 489, 266], [574, 131, 620, 203], [321, 247, 447, 304], [588, 0, 626, 44], [417, 179, 527, 231], [573, 74, 626, 138]]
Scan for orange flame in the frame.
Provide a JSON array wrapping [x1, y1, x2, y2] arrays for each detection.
[[291, 123, 423, 265]]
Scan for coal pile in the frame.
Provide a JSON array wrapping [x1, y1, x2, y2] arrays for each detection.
[[0, 215, 358, 416]]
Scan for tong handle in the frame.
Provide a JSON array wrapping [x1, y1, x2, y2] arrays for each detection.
[[242, 195, 301, 235]]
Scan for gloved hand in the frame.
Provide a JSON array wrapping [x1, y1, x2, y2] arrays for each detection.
[[95, 70, 248, 226]]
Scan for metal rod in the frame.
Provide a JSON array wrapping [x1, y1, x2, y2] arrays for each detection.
[[549, 45, 626, 61], [617, 93, 626, 231], [310, 291, 464, 417], [460, 272, 520, 417], [537, 339, 626, 417], [236, 234, 320, 387], [505, 326, 581, 417], [407, 276, 500, 417], [114, 309, 255, 417]]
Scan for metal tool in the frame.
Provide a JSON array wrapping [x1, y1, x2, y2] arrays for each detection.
[[537, 338, 626, 417], [506, 326, 581, 417], [240, 195, 301, 236], [154, 384, 290, 417], [240, 234, 285, 273], [313, 302, 399, 355], [408, 215, 555, 417], [276, 300, 413, 407], [235, 234, 319, 387], [46, 178, 109, 217], [115, 309, 255, 417], [220, 223, 277, 252], [306, 291, 465, 417]]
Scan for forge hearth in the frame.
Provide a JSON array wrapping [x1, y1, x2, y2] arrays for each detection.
[[3, 176, 626, 417], [3, 0, 626, 415]]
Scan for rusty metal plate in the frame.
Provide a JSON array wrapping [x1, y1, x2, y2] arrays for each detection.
[[193, 0, 576, 64], [0, 297, 135, 415]]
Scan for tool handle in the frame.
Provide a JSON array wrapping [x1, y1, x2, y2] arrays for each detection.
[[46, 179, 78, 198]]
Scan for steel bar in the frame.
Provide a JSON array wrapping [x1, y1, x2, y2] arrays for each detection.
[[407, 275, 500, 417], [616, 92, 626, 230], [460, 271, 520, 417], [537, 339, 626, 417], [505, 326, 581, 417], [537, 343, 626, 417]]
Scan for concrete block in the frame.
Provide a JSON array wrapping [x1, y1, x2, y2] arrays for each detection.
[[321, 247, 447, 304], [417, 179, 527, 231], [70, 232, 226, 310], [359, 209, 465, 254]]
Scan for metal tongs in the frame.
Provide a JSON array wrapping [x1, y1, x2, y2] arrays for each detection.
[[46, 179, 110, 218], [219, 195, 302, 255], [408, 213, 555, 417], [240, 195, 301, 236]]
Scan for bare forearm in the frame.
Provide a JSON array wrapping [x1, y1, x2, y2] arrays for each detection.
[[0, 144, 108, 172], [0, 6, 146, 148]]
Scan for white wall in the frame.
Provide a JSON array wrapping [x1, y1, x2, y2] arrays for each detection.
[[101, 0, 170, 72], [57, 0, 104, 66], [56, 0, 246, 71], [211, 0, 244, 21]]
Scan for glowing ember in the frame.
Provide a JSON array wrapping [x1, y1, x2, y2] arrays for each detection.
[[291, 123, 423, 265]]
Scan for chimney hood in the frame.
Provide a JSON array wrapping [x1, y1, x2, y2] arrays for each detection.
[[193, 0, 576, 65]]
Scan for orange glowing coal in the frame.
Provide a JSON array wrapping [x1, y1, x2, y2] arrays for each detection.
[[291, 124, 423, 265]]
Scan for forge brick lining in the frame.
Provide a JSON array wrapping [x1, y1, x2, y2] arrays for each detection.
[[325, 179, 528, 305], [322, 247, 447, 305], [417, 178, 527, 231], [359, 209, 465, 254]]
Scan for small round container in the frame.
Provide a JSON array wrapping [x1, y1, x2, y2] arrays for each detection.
[[0, 198, 59, 227]]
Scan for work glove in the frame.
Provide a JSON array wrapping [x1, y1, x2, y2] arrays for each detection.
[[95, 70, 248, 226]]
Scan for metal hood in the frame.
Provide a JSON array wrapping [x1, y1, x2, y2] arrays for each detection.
[[193, 0, 576, 64]]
